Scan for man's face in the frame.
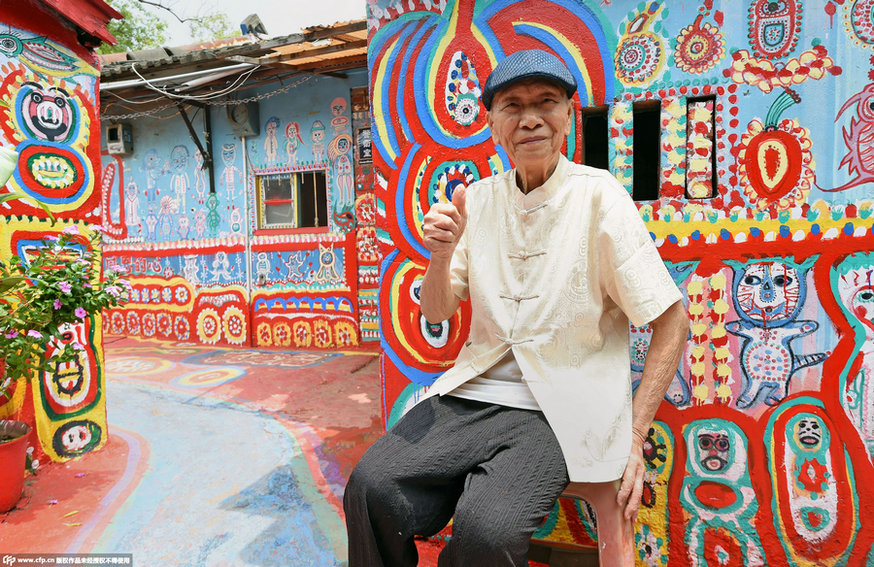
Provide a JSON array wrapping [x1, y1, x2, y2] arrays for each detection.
[[487, 80, 572, 171]]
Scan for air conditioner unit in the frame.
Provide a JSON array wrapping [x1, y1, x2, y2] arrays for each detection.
[[227, 101, 260, 137], [106, 123, 133, 155]]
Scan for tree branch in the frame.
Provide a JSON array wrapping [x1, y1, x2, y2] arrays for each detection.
[[137, 0, 193, 24]]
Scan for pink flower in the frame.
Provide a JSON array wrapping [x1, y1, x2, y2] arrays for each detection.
[[83, 282, 93, 288], [110, 264, 128, 274], [105, 285, 121, 297], [5, 330, 18, 339], [27, 330, 42, 339], [58, 281, 72, 293], [90, 224, 106, 233], [75, 307, 87, 319], [54, 299, 62, 310], [72, 343, 85, 351], [62, 225, 80, 235], [44, 235, 58, 242]]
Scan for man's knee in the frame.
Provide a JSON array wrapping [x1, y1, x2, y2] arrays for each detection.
[[450, 504, 531, 559]]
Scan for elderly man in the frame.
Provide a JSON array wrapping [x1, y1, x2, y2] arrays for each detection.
[[344, 49, 688, 566]]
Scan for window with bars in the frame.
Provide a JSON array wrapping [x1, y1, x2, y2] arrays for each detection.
[[256, 170, 328, 230]]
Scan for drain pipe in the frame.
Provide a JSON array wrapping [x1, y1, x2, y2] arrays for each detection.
[[240, 135, 254, 346]]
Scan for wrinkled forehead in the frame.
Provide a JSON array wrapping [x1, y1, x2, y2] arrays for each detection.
[[490, 78, 568, 105]]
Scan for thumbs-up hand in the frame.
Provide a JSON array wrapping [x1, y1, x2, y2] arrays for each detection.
[[423, 186, 467, 261]]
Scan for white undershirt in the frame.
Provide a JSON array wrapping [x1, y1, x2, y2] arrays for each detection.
[[447, 351, 541, 411]]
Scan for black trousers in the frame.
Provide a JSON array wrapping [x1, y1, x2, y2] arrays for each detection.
[[343, 395, 569, 566]]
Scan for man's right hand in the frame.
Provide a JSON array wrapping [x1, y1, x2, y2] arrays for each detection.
[[423, 186, 467, 260]]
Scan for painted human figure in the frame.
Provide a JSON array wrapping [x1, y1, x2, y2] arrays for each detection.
[[206, 192, 221, 238], [311, 120, 326, 163], [219, 144, 243, 202], [169, 144, 190, 209], [834, 253, 874, 457], [680, 420, 764, 565], [212, 250, 232, 281], [285, 122, 304, 165], [182, 254, 200, 285], [330, 96, 349, 135], [264, 116, 280, 164], [177, 214, 191, 240], [158, 195, 175, 239], [726, 258, 826, 408], [328, 133, 354, 207], [255, 252, 271, 286], [194, 209, 207, 239], [144, 210, 158, 240], [228, 206, 243, 236], [193, 149, 207, 204], [124, 181, 141, 233], [141, 149, 163, 204]]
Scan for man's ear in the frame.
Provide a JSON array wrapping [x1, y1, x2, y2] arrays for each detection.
[[487, 111, 499, 144]]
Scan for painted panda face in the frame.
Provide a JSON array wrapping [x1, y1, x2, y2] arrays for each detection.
[[734, 261, 802, 324]]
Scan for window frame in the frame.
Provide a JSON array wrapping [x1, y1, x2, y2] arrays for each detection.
[[253, 168, 328, 232]]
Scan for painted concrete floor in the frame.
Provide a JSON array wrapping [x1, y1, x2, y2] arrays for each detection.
[[0, 336, 451, 566]]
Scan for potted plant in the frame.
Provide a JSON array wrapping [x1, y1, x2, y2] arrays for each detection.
[[0, 223, 127, 513]]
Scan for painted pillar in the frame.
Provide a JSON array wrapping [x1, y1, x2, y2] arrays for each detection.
[[370, 0, 874, 563], [0, 0, 117, 465]]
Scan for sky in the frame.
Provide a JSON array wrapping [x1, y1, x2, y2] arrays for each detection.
[[157, 0, 368, 46]]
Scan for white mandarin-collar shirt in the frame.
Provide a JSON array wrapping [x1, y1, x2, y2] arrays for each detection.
[[428, 155, 683, 482]]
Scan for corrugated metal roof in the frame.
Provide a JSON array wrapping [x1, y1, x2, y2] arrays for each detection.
[[100, 20, 367, 80]]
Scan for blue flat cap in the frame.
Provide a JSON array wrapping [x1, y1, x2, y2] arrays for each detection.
[[481, 49, 577, 110]]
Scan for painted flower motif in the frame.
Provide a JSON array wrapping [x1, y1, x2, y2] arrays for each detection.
[[173, 315, 190, 341], [74, 307, 87, 319], [673, 16, 725, 74]]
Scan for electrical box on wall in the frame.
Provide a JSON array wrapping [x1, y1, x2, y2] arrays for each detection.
[[227, 101, 260, 137], [106, 123, 133, 155]]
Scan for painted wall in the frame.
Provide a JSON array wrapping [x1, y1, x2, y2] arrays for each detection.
[[101, 69, 379, 348], [370, 0, 874, 563], [0, 5, 109, 464]]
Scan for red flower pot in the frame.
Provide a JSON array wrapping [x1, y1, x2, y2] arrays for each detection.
[[0, 420, 31, 513]]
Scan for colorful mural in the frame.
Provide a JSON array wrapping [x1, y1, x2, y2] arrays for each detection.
[[101, 69, 376, 347], [370, 0, 874, 563], [0, 7, 110, 468]]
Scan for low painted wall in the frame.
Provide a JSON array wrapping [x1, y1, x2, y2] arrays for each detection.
[[0, 4, 109, 464], [370, 0, 874, 563], [100, 70, 379, 347]]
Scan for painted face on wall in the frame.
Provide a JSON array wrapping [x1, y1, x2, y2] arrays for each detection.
[[331, 97, 347, 116], [311, 121, 325, 143], [734, 261, 803, 324], [266, 117, 279, 136], [21, 82, 74, 142], [697, 431, 731, 472], [337, 136, 350, 154], [850, 283, 874, 333], [221, 144, 236, 166], [170, 145, 189, 172], [794, 416, 824, 451]]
